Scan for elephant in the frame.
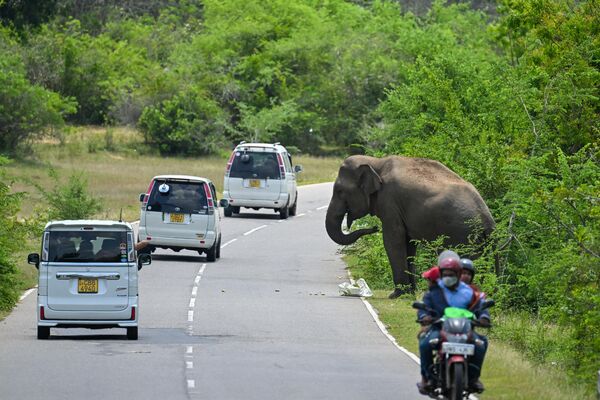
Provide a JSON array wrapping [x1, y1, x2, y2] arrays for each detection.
[[325, 155, 495, 299]]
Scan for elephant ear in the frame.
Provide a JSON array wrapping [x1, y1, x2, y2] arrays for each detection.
[[358, 164, 382, 195]]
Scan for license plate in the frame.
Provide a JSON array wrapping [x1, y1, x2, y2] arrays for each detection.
[[249, 179, 261, 188], [442, 342, 475, 356], [170, 213, 184, 223], [78, 278, 98, 294]]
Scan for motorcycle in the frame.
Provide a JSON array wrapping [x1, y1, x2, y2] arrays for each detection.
[[412, 300, 494, 400]]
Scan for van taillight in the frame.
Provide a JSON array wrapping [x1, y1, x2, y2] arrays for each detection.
[[203, 184, 214, 214], [225, 151, 236, 177], [142, 180, 155, 207], [40, 306, 45, 320], [131, 307, 136, 320], [276, 153, 286, 179]]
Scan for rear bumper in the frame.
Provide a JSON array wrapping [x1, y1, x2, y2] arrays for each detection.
[[223, 191, 288, 209], [138, 228, 216, 249], [38, 296, 137, 326]]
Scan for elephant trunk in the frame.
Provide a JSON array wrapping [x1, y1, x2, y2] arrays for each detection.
[[325, 205, 377, 246]]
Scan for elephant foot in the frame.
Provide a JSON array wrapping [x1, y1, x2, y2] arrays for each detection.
[[388, 285, 414, 299]]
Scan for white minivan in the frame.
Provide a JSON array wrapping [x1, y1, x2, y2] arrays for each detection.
[[138, 175, 222, 261], [222, 142, 302, 219], [28, 220, 151, 340]]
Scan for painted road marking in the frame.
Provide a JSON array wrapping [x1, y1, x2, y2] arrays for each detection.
[[186, 346, 193, 354], [187, 310, 194, 322], [191, 286, 198, 297], [194, 276, 200, 284], [189, 298, 196, 308], [187, 380, 195, 389], [221, 238, 237, 248], [243, 225, 267, 236], [317, 205, 328, 210], [186, 361, 193, 369], [199, 263, 207, 275], [19, 288, 36, 301], [296, 213, 306, 217]]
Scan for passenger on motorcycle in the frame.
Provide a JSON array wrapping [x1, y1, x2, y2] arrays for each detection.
[[417, 257, 490, 395]]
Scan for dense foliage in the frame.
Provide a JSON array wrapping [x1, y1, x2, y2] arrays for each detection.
[[0, 0, 597, 390]]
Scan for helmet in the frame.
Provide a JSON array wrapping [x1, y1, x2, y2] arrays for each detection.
[[439, 257, 462, 275], [437, 250, 459, 266], [460, 258, 475, 275]]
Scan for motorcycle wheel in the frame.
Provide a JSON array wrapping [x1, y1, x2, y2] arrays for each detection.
[[449, 363, 464, 400]]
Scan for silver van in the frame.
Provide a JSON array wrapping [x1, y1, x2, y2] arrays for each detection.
[[28, 220, 151, 340], [222, 142, 302, 219]]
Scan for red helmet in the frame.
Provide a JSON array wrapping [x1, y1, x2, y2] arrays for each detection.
[[439, 257, 462, 275]]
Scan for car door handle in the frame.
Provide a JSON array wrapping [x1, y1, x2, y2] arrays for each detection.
[[56, 272, 121, 280]]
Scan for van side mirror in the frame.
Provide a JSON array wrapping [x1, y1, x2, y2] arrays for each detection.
[[139, 193, 146, 202], [137, 253, 151, 270], [28, 253, 40, 269], [294, 165, 303, 173], [219, 199, 229, 208]]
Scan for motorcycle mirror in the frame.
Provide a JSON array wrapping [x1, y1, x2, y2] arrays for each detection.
[[412, 301, 427, 311]]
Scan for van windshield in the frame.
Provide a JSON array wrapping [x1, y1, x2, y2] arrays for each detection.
[[229, 151, 280, 179], [47, 231, 129, 263], [147, 180, 208, 214]]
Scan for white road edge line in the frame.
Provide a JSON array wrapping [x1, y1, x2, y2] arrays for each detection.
[[243, 225, 267, 236], [221, 238, 237, 248], [317, 205, 328, 210], [19, 287, 36, 301]]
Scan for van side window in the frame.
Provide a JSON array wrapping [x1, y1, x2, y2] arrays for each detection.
[[283, 153, 292, 173]]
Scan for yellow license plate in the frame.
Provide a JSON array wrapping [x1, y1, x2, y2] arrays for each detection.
[[78, 278, 98, 294], [249, 179, 261, 188], [170, 213, 184, 223]]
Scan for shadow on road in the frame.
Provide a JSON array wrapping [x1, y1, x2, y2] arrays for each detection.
[[150, 254, 206, 263]]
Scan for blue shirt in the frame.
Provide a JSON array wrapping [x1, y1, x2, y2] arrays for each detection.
[[438, 280, 474, 309]]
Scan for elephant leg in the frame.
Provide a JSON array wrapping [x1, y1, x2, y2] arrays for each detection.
[[406, 236, 417, 290], [382, 225, 412, 298]]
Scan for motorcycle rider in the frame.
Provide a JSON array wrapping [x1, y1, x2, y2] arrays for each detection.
[[460, 258, 476, 285], [416, 257, 490, 394]]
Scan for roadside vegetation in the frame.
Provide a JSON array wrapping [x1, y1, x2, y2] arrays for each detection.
[[0, 0, 597, 395]]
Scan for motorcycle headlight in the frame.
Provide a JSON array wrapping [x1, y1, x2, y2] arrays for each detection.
[[446, 333, 469, 343]]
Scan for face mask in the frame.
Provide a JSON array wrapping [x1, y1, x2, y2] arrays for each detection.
[[442, 276, 458, 288]]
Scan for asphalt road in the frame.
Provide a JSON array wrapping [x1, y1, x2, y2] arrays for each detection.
[[0, 182, 422, 400]]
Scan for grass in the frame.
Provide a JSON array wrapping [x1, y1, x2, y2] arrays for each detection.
[[2, 126, 342, 320], [345, 257, 594, 400]]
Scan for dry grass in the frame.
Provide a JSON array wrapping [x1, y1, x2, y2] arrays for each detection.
[[8, 126, 342, 221]]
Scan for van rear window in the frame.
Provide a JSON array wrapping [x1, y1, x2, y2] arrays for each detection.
[[229, 151, 280, 179], [47, 231, 129, 263], [147, 180, 208, 214]]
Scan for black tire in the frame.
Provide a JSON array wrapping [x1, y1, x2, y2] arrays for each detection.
[[127, 326, 138, 340], [206, 240, 217, 262], [37, 326, 50, 340], [232, 206, 240, 214], [279, 205, 289, 219], [216, 235, 221, 259], [289, 193, 298, 216], [449, 363, 464, 400], [224, 206, 233, 217]]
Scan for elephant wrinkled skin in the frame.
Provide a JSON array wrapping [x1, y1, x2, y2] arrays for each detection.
[[325, 155, 495, 298]]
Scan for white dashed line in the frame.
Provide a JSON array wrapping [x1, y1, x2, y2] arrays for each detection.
[[186, 346, 193, 354], [317, 205, 328, 210], [296, 213, 306, 217], [243, 225, 267, 236], [191, 286, 198, 297], [277, 220, 284, 223], [187, 380, 195, 389], [199, 263, 207, 275], [194, 276, 200, 284], [189, 298, 196, 308], [186, 361, 194, 369], [221, 238, 237, 248], [187, 310, 194, 322]]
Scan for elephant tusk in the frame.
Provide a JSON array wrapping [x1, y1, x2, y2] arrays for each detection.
[[347, 215, 354, 230]]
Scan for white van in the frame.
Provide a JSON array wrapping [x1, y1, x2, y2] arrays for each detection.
[[222, 142, 302, 219], [28, 220, 151, 340], [138, 175, 222, 261]]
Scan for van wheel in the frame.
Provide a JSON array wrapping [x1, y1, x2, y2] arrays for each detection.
[[289, 193, 298, 216], [224, 206, 233, 217], [37, 326, 50, 340], [216, 236, 221, 259], [206, 241, 217, 262], [232, 206, 240, 214], [127, 327, 138, 340], [279, 205, 289, 219]]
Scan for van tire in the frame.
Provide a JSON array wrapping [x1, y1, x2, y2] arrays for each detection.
[[289, 193, 298, 216], [127, 326, 138, 340], [37, 326, 50, 340], [279, 205, 289, 219], [206, 241, 217, 262], [224, 206, 233, 217]]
